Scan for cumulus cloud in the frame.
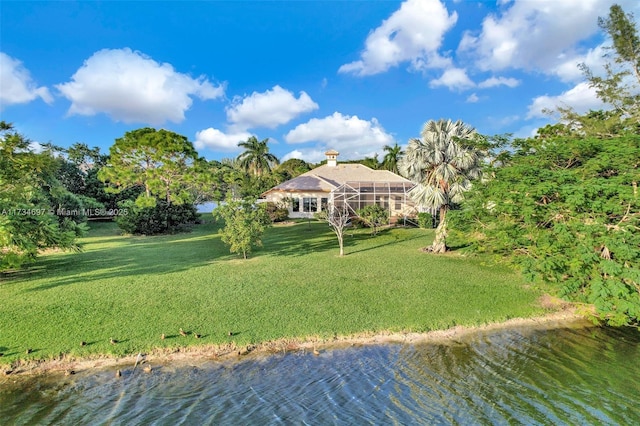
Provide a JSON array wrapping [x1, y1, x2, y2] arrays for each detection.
[[429, 67, 475, 91], [466, 93, 480, 103], [0, 52, 52, 107], [194, 127, 252, 151], [281, 149, 304, 161], [457, 0, 631, 74], [281, 149, 332, 163], [227, 85, 318, 130], [338, 0, 457, 76], [56, 48, 224, 125], [282, 149, 331, 164], [284, 112, 394, 160], [28, 141, 45, 154], [478, 76, 520, 88], [527, 82, 605, 119]]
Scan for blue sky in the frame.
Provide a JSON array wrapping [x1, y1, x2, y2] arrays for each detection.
[[2, 0, 638, 163]]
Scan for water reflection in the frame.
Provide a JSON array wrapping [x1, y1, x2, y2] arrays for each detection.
[[1, 325, 638, 425]]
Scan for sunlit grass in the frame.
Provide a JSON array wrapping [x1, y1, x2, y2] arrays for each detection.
[[0, 219, 544, 365]]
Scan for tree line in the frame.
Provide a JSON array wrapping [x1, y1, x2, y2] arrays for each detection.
[[0, 123, 406, 267]]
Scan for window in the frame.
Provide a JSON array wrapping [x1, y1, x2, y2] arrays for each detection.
[[321, 198, 328, 211], [394, 196, 402, 211], [303, 197, 317, 212], [376, 195, 389, 209], [292, 198, 300, 212]]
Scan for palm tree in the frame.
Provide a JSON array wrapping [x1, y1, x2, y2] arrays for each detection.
[[236, 136, 280, 177], [399, 119, 482, 253], [381, 143, 404, 174]]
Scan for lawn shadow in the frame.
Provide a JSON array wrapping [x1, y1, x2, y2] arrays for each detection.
[[446, 241, 473, 252], [341, 227, 425, 255], [262, 224, 337, 257], [162, 334, 179, 340], [262, 223, 425, 258], [12, 223, 227, 292]]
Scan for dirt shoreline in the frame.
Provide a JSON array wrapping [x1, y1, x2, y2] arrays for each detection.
[[1, 309, 591, 380]]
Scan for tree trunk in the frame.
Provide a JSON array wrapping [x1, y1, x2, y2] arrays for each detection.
[[430, 206, 448, 253], [338, 235, 344, 256]]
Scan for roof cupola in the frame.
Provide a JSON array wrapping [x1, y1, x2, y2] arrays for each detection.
[[325, 149, 339, 167]]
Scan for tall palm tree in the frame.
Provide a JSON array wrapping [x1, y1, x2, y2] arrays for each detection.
[[381, 143, 404, 174], [236, 136, 280, 177], [399, 119, 482, 253]]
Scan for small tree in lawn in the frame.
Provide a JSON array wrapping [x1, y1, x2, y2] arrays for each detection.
[[316, 202, 351, 256], [357, 204, 389, 235], [214, 197, 270, 259]]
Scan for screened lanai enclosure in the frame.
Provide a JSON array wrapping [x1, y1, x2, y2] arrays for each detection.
[[330, 181, 418, 219]]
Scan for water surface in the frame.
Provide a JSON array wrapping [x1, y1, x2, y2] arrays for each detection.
[[2, 324, 638, 425]]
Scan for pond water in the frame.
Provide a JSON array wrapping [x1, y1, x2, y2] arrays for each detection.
[[196, 202, 217, 214], [1, 324, 638, 425]]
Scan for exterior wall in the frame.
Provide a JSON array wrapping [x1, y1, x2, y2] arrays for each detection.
[[263, 191, 330, 219]]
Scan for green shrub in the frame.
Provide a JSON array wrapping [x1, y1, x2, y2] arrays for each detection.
[[417, 212, 434, 229], [115, 199, 198, 235], [349, 216, 366, 228], [261, 201, 289, 223], [356, 204, 389, 235]]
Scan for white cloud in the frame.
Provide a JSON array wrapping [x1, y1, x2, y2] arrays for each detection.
[[194, 127, 252, 151], [0, 52, 53, 107], [429, 67, 475, 91], [478, 76, 520, 88], [226, 85, 318, 130], [282, 149, 304, 161], [338, 0, 457, 76], [282, 149, 329, 164], [284, 112, 394, 160], [458, 0, 634, 74], [28, 141, 45, 154], [56, 48, 225, 125], [466, 93, 480, 103], [527, 82, 605, 119], [552, 43, 609, 82]]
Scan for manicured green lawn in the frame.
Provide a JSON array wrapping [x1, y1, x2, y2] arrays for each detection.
[[0, 219, 544, 365]]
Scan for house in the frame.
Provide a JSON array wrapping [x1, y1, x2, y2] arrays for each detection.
[[262, 150, 417, 219]]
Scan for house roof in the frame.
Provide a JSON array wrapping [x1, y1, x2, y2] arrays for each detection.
[[263, 163, 413, 195]]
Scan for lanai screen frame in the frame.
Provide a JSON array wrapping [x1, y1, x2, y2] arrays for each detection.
[[330, 181, 417, 217]]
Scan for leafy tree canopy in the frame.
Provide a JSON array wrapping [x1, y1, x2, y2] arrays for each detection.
[[99, 128, 207, 207], [213, 197, 270, 259], [274, 158, 312, 181], [451, 135, 640, 326], [452, 5, 640, 326], [0, 122, 80, 271]]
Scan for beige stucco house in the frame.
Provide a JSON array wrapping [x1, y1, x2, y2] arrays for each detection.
[[262, 150, 417, 219]]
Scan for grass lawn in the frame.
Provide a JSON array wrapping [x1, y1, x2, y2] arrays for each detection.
[[0, 219, 545, 365]]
